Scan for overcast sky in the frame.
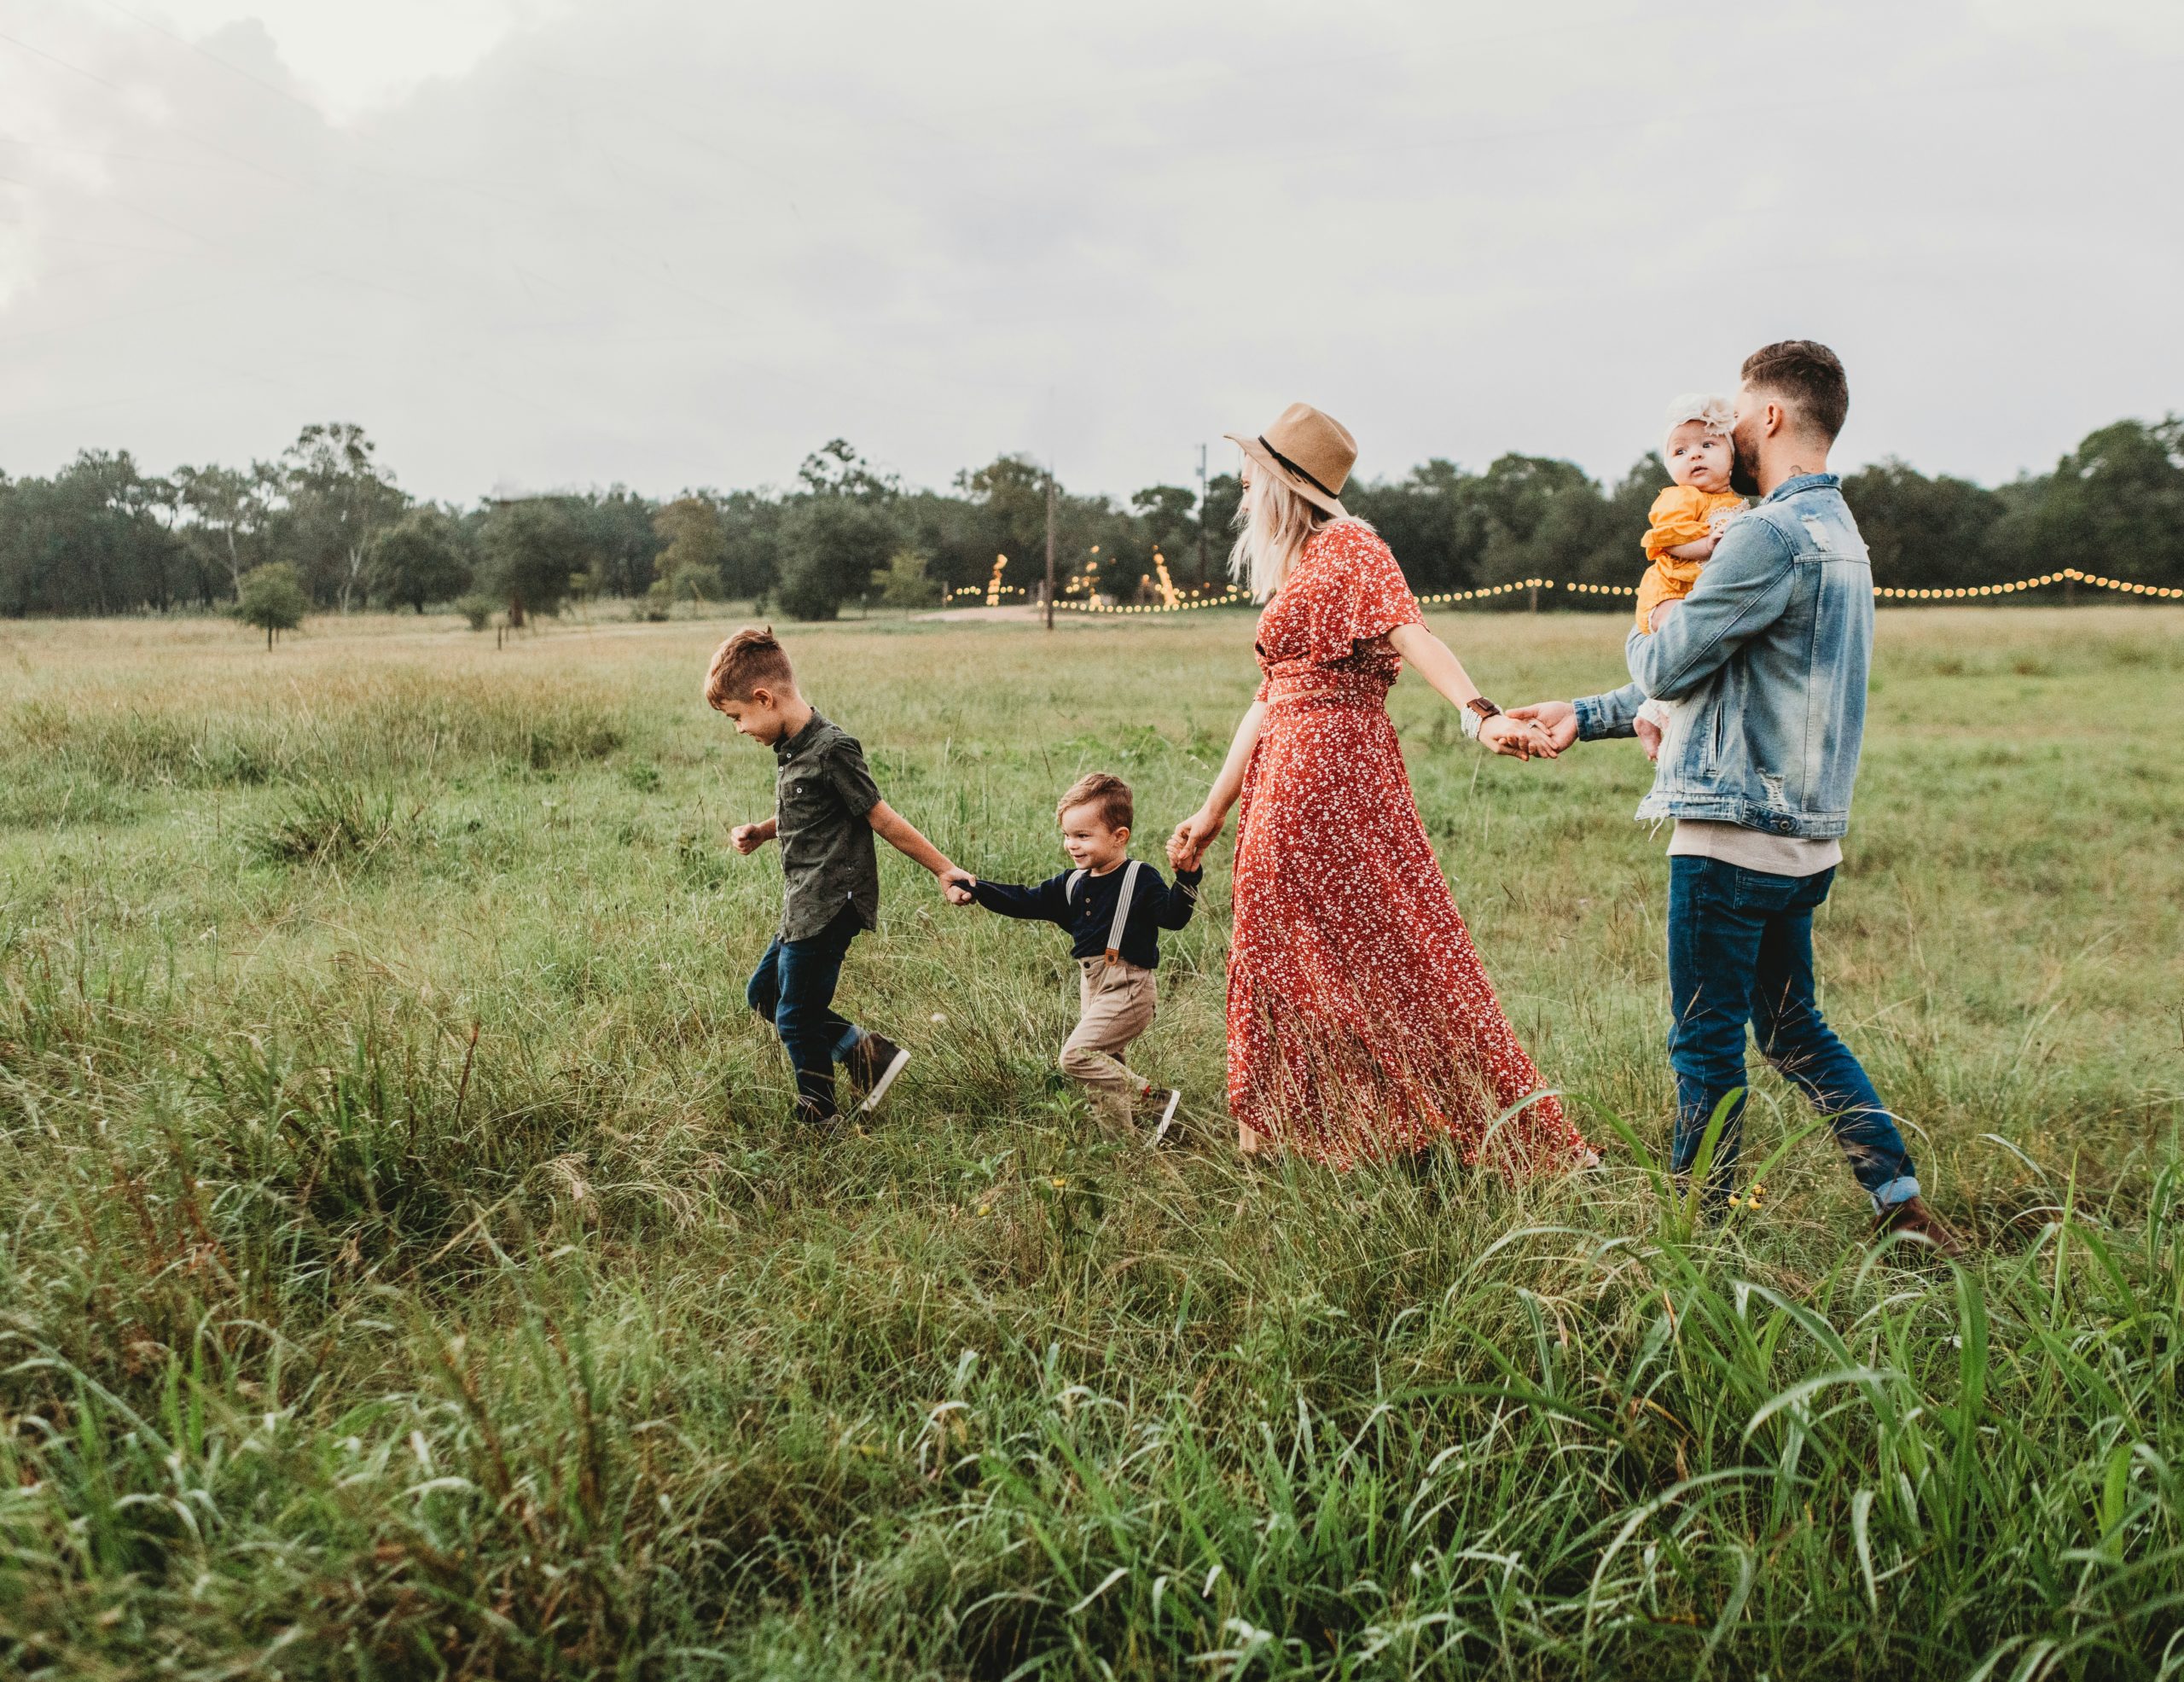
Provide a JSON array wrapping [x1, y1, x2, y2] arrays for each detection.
[[2, 0, 2178, 504]]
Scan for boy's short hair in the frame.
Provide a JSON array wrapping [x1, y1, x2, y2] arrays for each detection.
[[1057, 771, 1132, 833], [705, 626, 797, 707], [1740, 340, 1849, 443]]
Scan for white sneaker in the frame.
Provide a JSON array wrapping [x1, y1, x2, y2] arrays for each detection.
[[1149, 1088, 1182, 1148], [848, 1033, 911, 1115]]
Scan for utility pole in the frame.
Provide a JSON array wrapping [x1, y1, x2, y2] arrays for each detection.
[[1044, 469, 1057, 632], [1196, 442, 1210, 590]]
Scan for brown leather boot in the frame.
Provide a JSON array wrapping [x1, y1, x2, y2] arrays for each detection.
[[1873, 1196, 1966, 1259]]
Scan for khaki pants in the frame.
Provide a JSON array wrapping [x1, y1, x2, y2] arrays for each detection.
[[1059, 957, 1156, 1131]]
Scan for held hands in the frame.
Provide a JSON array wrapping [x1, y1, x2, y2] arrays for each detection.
[[938, 864, 977, 906], [1504, 700, 1580, 754], [1167, 807, 1224, 873], [1478, 713, 1558, 760], [729, 821, 774, 855]]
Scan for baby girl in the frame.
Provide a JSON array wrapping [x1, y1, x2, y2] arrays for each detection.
[[1633, 394, 1747, 759]]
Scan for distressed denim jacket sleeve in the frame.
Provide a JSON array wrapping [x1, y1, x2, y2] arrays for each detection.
[[1572, 515, 1796, 740], [1574, 679, 1644, 740]]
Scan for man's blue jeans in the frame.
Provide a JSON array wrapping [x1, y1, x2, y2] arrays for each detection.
[[1667, 856, 1919, 1212], [746, 904, 868, 1119]]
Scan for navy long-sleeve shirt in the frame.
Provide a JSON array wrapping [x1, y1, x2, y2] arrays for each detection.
[[969, 860, 1202, 969]]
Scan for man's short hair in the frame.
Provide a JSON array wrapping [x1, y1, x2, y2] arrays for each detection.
[[704, 625, 796, 708], [1057, 771, 1132, 833], [1740, 340, 1850, 443]]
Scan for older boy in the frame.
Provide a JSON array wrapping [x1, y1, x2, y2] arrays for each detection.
[[706, 626, 969, 1131]]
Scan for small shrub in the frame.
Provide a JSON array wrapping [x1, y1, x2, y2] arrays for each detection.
[[247, 783, 415, 868], [456, 595, 497, 631], [234, 562, 309, 649], [877, 547, 941, 608]]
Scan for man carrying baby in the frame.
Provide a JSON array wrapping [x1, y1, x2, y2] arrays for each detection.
[[1513, 341, 1963, 1254]]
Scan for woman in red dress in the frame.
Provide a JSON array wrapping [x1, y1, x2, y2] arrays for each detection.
[[1169, 404, 1594, 1171]]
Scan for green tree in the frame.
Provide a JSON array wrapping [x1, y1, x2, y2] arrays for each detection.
[[717, 490, 785, 599], [652, 497, 729, 597], [876, 546, 941, 608], [0, 451, 187, 616], [799, 437, 900, 502], [234, 562, 309, 649], [1201, 472, 1243, 582], [775, 497, 898, 620], [1842, 459, 2007, 592], [770, 442, 903, 620], [367, 505, 473, 613], [956, 454, 1047, 553], [480, 498, 590, 626], [580, 486, 664, 598], [897, 486, 999, 599], [1459, 454, 1608, 602], [1130, 484, 1203, 587], [939, 454, 1055, 602], [2017, 417, 2184, 587], [645, 558, 723, 619], [1347, 459, 1483, 596], [173, 462, 276, 599], [279, 423, 407, 610]]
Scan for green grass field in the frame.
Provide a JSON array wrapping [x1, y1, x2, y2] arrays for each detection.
[[3, 604, 2181, 1679]]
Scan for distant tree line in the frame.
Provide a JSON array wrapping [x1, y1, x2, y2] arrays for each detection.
[[3, 415, 2179, 622]]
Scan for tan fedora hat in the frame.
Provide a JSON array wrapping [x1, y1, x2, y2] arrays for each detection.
[[1224, 402, 1355, 519]]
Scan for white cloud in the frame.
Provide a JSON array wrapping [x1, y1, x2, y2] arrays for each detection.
[[1966, 0, 2184, 54], [111, 0, 569, 117]]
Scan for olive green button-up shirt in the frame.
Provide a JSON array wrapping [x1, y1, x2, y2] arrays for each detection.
[[773, 712, 883, 942]]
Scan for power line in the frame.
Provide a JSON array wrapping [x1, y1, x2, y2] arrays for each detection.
[[90, 0, 322, 115]]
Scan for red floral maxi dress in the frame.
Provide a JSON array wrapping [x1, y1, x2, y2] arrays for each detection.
[[1227, 520, 1591, 1170]]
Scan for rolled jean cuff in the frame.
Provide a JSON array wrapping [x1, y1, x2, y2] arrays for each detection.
[[1869, 1175, 1921, 1213], [831, 1024, 867, 1062]]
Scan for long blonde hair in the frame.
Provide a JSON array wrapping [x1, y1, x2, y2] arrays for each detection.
[[1229, 468, 1334, 600]]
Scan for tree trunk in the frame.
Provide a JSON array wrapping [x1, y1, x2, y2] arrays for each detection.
[[508, 595, 526, 629], [267, 623, 275, 650]]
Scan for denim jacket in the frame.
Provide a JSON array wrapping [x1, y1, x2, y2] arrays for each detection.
[[1574, 474, 1872, 840]]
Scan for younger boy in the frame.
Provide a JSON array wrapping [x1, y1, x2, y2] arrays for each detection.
[[706, 626, 970, 1131], [954, 773, 1200, 1142]]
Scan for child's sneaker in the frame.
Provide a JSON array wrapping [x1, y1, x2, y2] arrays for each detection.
[[845, 1032, 911, 1114], [793, 1095, 844, 1137], [1143, 1086, 1182, 1148]]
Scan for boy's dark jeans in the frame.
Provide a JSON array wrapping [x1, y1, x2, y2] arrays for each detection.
[[746, 903, 868, 1119], [1667, 856, 1920, 1213]]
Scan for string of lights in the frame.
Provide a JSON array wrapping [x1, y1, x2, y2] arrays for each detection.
[[1055, 586, 1251, 615], [1872, 567, 2184, 601], [1042, 566, 2184, 614]]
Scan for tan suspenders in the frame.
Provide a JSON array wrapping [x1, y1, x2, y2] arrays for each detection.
[[1067, 860, 1142, 966]]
